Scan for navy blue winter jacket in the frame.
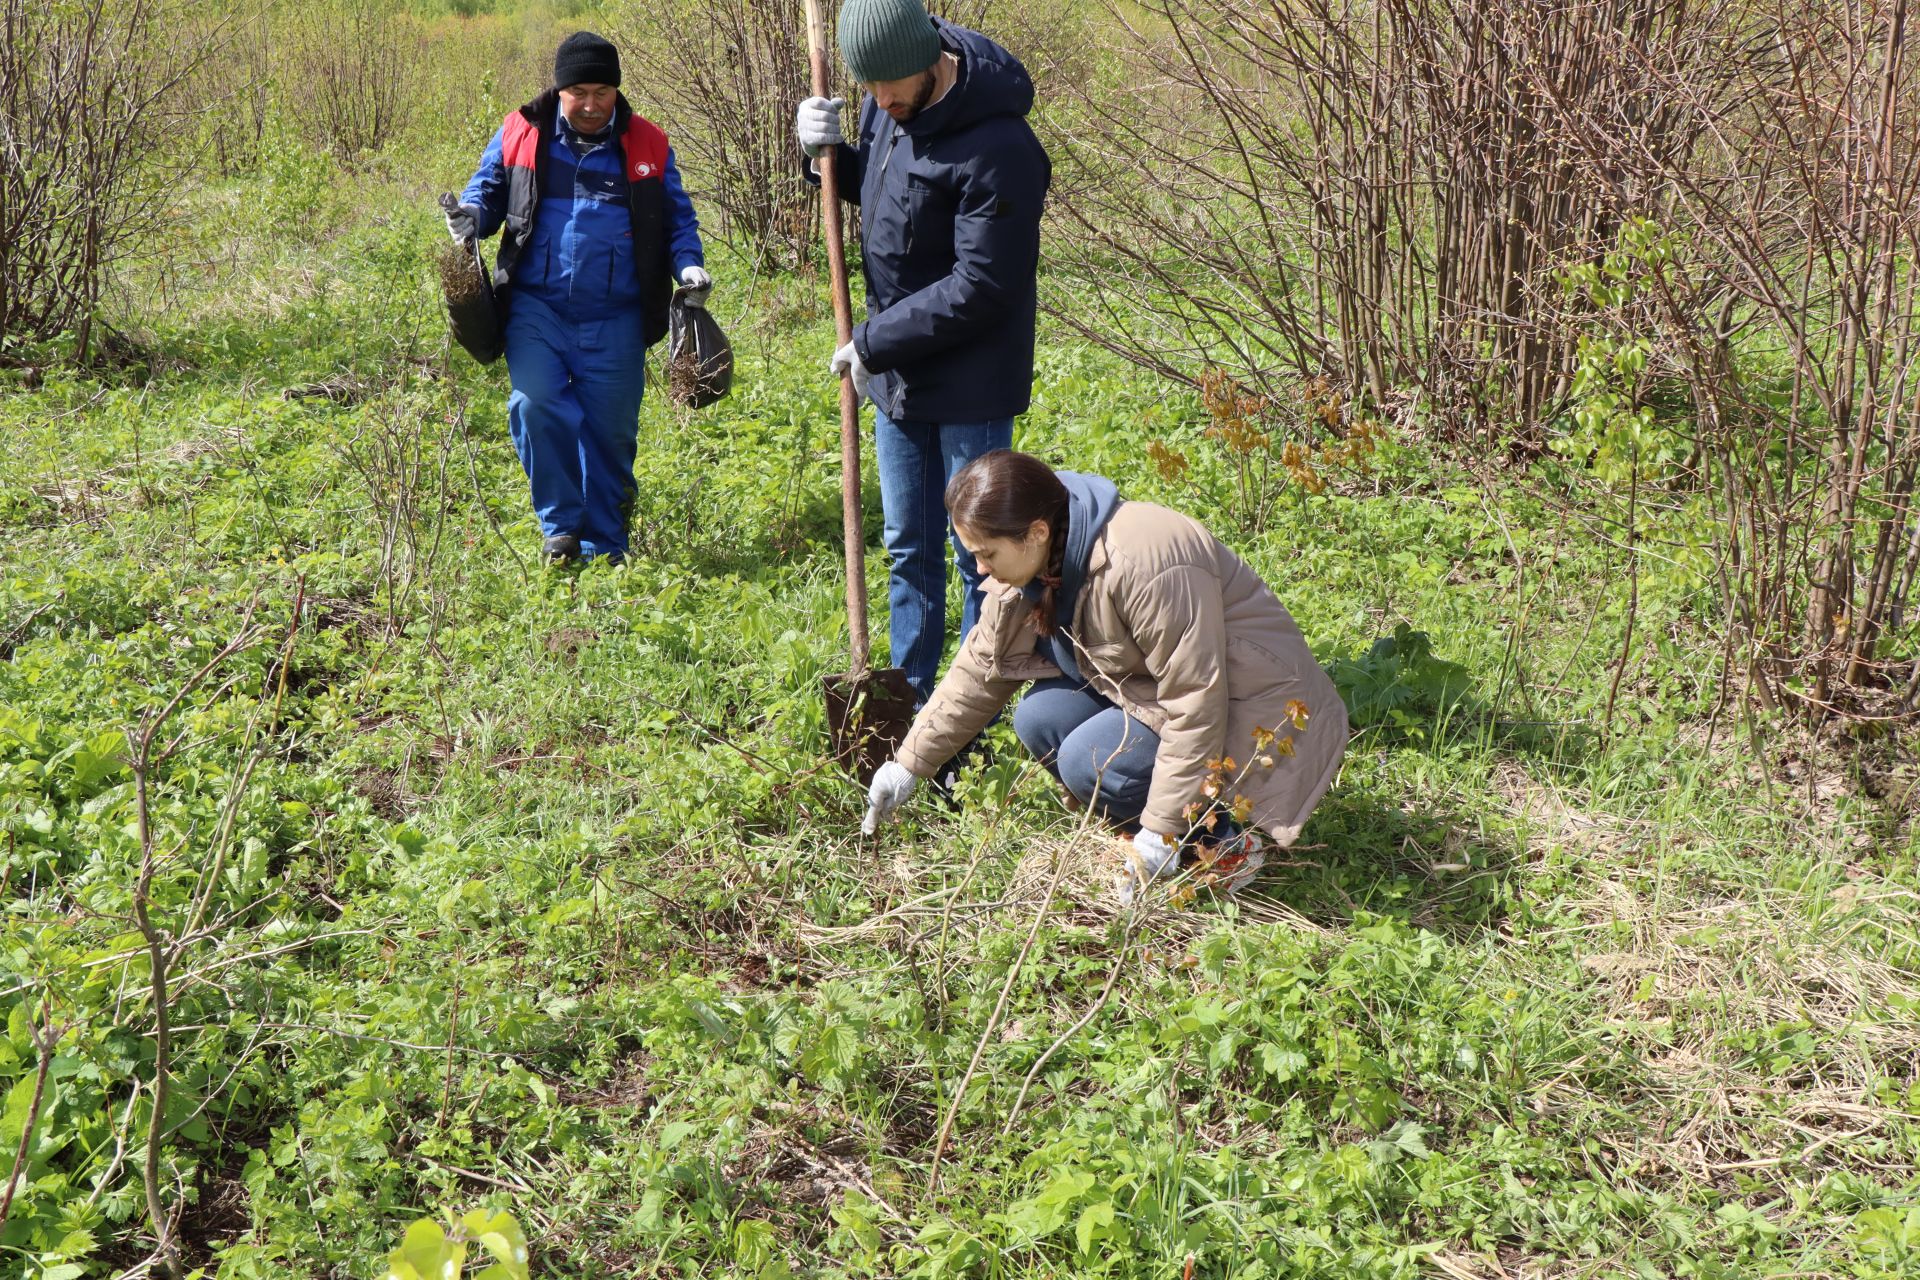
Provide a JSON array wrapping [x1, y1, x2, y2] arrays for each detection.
[[812, 20, 1052, 422]]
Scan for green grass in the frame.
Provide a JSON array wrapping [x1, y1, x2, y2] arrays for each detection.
[[1, 95, 1917, 1280]]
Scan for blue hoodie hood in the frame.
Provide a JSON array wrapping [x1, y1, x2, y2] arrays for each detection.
[[1022, 471, 1122, 681]]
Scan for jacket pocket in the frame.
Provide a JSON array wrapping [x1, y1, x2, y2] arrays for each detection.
[[900, 173, 955, 264]]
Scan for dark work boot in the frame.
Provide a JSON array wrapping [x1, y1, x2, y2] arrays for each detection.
[[543, 534, 581, 565]]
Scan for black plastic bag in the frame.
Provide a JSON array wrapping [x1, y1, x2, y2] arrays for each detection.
[[665, 289, 733, 409], [436, 197, 503, 365]]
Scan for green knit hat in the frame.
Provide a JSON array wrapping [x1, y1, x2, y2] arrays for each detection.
[[838, 0, 941, 83]]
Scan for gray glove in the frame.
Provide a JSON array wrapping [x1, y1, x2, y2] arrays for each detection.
[[862, 761, 918, 834], [796, 96, 847, 158], [443, 201, 479, 245], [830, 340, 872, 403]]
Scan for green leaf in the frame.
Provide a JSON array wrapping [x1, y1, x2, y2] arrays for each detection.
[[1258, 1041, 1307, 1082], [1392, 1120, 1431, 1157], [463, 1208, 529, 1278], [801, 1022, 859, 1083], [1037, 1169, 1096, 1207], [390, 1218, 458, 1280], [68, 729, 129, 789], [1075, 1199, 1115, 1254], [832, 1193, 884, 1256], [2, 1071, 50, 1148]]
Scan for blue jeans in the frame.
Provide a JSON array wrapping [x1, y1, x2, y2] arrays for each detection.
[[873, 407, 1014, 699], [503, 293, 647, 559], [1012, 677, 1160, 825]]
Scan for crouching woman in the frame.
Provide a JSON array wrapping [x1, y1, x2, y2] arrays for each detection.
[[861, 449, 1348, 897]]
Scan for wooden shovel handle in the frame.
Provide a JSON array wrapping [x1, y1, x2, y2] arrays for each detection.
[[805, 0, 871, 674]]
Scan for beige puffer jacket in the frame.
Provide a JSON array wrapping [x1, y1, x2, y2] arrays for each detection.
[[896, 499, 1348, 844]]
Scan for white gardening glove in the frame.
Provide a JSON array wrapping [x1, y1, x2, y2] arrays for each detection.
[[443, 202, 480, 245], [796, 96, 847, 158], [830, 340, 872, 403], [1115, 829, 1180, 906], [679, 265, 712, 306], [862, 761, 918, 834]]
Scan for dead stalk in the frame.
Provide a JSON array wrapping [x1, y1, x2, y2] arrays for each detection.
[[0, 997, 62, 1236]]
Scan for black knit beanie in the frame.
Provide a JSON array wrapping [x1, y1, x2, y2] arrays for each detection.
[[554, 31, 621, 89]]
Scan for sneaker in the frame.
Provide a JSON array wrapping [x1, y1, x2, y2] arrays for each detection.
[[543, 534, 581, 564]]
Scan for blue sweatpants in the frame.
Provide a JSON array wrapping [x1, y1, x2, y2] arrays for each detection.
[[1012, 677, 1160, 825], [503, 292, 647, 559]]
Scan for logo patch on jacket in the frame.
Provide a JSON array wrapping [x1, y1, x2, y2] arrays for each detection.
[[633, 161, 654, 178]]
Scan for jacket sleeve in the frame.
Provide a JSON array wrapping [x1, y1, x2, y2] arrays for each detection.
[[661, 146, 706, 276], [1124, 564, 1232, 838], [802, 143, 867, 206], [853, 132, 1046, 373], [895, 599, 1025, 777], [459, 126, 510, 240]]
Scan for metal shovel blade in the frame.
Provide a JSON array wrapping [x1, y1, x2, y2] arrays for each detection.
[[824, 666, 918, 785]]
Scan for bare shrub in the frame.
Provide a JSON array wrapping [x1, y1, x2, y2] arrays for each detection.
[[417, 6, 563, 144], [193, 2, 272, 176], [1042, 0, 1714, 447], [0, 0, 213, 358], [332, 384, 463, 636], [279, 0, 410, 165], [610, 0, 835, 271], [1530, 0, 1920, 717], [1057, 0, 1918, 720]]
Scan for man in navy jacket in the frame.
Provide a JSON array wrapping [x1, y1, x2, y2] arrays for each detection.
[[796, 0, 1052, 700], [448, 32, 710, 564]]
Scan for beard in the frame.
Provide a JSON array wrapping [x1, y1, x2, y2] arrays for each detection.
[[896, 68, 939, 120]]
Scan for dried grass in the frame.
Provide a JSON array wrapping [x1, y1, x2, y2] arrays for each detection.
[[436, 240, 488, 308], [796, 823, 1325, 959], [28, 422, 249, 518], [1489, 760, 1920, 1193], [666, 347, 702, 406]]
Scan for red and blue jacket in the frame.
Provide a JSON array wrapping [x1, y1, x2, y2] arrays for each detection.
[[461, 90, 704, 344]]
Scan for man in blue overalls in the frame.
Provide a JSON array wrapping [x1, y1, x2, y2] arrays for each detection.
[[447, 32, 709, 564]]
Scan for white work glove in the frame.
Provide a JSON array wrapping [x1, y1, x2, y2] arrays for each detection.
[[1115, 829, 1180, 906], [796, 96, 847, 158], [830, 340, 872, 403], [862, 761, 918, 834], [679, 265, 712, 306], [443, 202, 479, 245]]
